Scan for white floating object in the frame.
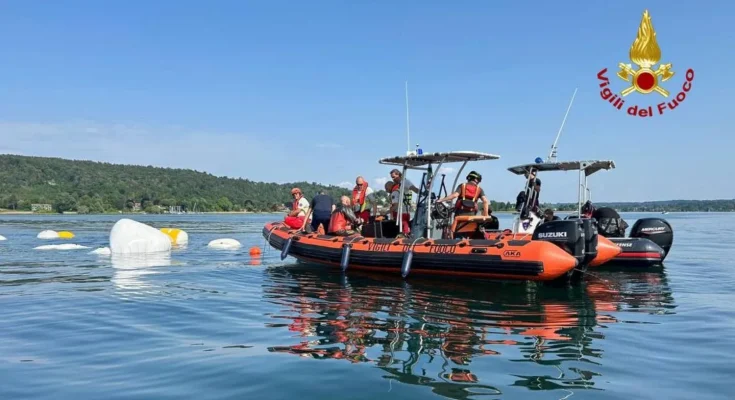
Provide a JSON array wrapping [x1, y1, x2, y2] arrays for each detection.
[[160, 228, 189, 246], [37, 230, 59, 239], [109, 218, 171, 254], [89, 247, 112, 255], [207, 238, 241, 250], [34, 244, 90, 250], [36, 230, 75, 239], [0, 235, 6, 241]]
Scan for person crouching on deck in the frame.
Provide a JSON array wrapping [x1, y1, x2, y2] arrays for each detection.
[[284, 187, 310, 229], [352, 176, 377, 223], [436, 171, 490, 217], [328, 196, 364, 236]]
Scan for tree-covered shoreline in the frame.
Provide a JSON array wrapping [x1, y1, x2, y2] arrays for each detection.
[[1, 154, 733, 214]]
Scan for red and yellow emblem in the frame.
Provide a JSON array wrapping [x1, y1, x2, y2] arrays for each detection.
[[616, 10, 674, 97], [597, 9, 694, 117]]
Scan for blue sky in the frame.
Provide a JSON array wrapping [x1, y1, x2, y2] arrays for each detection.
[[0, 1, 732, 202]]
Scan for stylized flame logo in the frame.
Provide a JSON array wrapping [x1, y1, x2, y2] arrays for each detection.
[[629, 10, 661, 68], [616, 10, 674, 97]]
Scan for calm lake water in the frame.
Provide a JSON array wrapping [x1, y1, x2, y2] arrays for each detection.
[[1, 212, 733, 399]]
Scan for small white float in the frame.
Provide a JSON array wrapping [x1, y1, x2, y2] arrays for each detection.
[[36, 230, 75, 239], [89, 247, 112, 255], [0, 235, 6, 241], [109, 218, 171, 254], [34, 244, 90, 250], [207, 238, 242, 250]]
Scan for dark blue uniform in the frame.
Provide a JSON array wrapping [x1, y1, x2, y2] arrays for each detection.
[[310, 194, 334, 232]]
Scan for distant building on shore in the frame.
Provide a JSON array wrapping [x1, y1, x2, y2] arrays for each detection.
[[31, 204, 52, 212]]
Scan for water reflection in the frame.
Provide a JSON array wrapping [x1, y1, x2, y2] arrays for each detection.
[[110, 252, 172, 290], [262, 265, 675, 398]]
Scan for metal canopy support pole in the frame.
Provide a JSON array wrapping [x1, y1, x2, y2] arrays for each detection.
[[451, 160, 468, 192], [396, 164, 408, 233], [426, 158, 446, 238], [448, 160, 468, 229], [577, 168, 583, 217]]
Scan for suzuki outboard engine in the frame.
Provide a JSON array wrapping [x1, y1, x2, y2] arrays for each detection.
[[629, 218, 674, 256], [581, 218, 599, 266], [532, 219, 585, 267]]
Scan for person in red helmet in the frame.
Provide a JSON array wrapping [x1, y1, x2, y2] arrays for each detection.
[[284, 187, 310, 229]]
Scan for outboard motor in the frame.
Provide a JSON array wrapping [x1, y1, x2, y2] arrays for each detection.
[[629, 218, 674, 256], [532, 219, 585, 266], [581, 218, 598, 266]]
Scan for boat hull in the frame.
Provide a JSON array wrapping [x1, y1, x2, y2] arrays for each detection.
[[263, 222, 578, 282], [606, 237, 666, 266]]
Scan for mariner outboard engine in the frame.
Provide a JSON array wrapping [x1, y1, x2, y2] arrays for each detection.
[[629, 218, 674, 256]]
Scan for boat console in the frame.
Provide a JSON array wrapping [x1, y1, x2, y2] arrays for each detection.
[[450, 215, 500, 239]]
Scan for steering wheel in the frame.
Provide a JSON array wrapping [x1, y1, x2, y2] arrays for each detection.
[[432, 201, 451, 220]]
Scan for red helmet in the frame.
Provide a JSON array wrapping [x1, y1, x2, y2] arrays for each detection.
[[291, 188, 301, 195]]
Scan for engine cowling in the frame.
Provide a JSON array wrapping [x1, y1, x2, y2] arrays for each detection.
[[629, 218, 674, 257], [532, 219, 585, 266]]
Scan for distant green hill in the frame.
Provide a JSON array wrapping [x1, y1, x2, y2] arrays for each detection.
[[0, 154, 353, 213], [0, 154, 732, 213]]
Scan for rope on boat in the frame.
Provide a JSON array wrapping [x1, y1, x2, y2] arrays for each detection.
[[263, 225, 279, 254]]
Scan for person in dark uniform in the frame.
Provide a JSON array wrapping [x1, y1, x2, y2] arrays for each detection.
[[543, 208, 561, 223], [308, 190, 335, 233], [515, 169, 542, 215]]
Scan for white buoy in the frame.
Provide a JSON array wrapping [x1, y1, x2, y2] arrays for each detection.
[[109, 218, 171, 254], [36, 230, 74, 239], [89, 247, 112, 255], [0, 235, 6, 241], [207, 238, 242, 250], [37, 230, 59, 239], [34, 244, 90, 250]]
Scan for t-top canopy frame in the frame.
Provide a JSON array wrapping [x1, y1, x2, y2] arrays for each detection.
[[378, 150, 501, 236], [507, 160, 615, 177], [507, 159, 616, 218], [379, 151, 501, 168]]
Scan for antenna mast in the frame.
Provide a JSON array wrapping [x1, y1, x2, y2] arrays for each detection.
[[405, 81, 411, 154], [547, 88, 578, 162]]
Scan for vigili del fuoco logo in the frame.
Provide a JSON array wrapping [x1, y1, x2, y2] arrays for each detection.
[[597, 10, 694, 117]]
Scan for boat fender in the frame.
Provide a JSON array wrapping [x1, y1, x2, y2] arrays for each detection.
[[280, 237, 293, 260], [401, 250, 413, 278], [340, 244, 351, 271]]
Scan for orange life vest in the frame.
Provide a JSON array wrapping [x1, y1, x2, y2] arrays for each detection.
[[456, 183, 480, 212], [292, 199, 300, 211], [328, 210, 349, 233], [352, 183, 368, 212]]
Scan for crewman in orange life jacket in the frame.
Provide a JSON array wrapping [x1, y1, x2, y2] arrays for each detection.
[[328, 196, 364, 236], [352, 176, 377, 223], [436, 171, 490, 217]]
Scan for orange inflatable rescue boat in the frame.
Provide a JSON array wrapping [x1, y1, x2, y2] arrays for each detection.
[[264, 151, 620, 284]]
